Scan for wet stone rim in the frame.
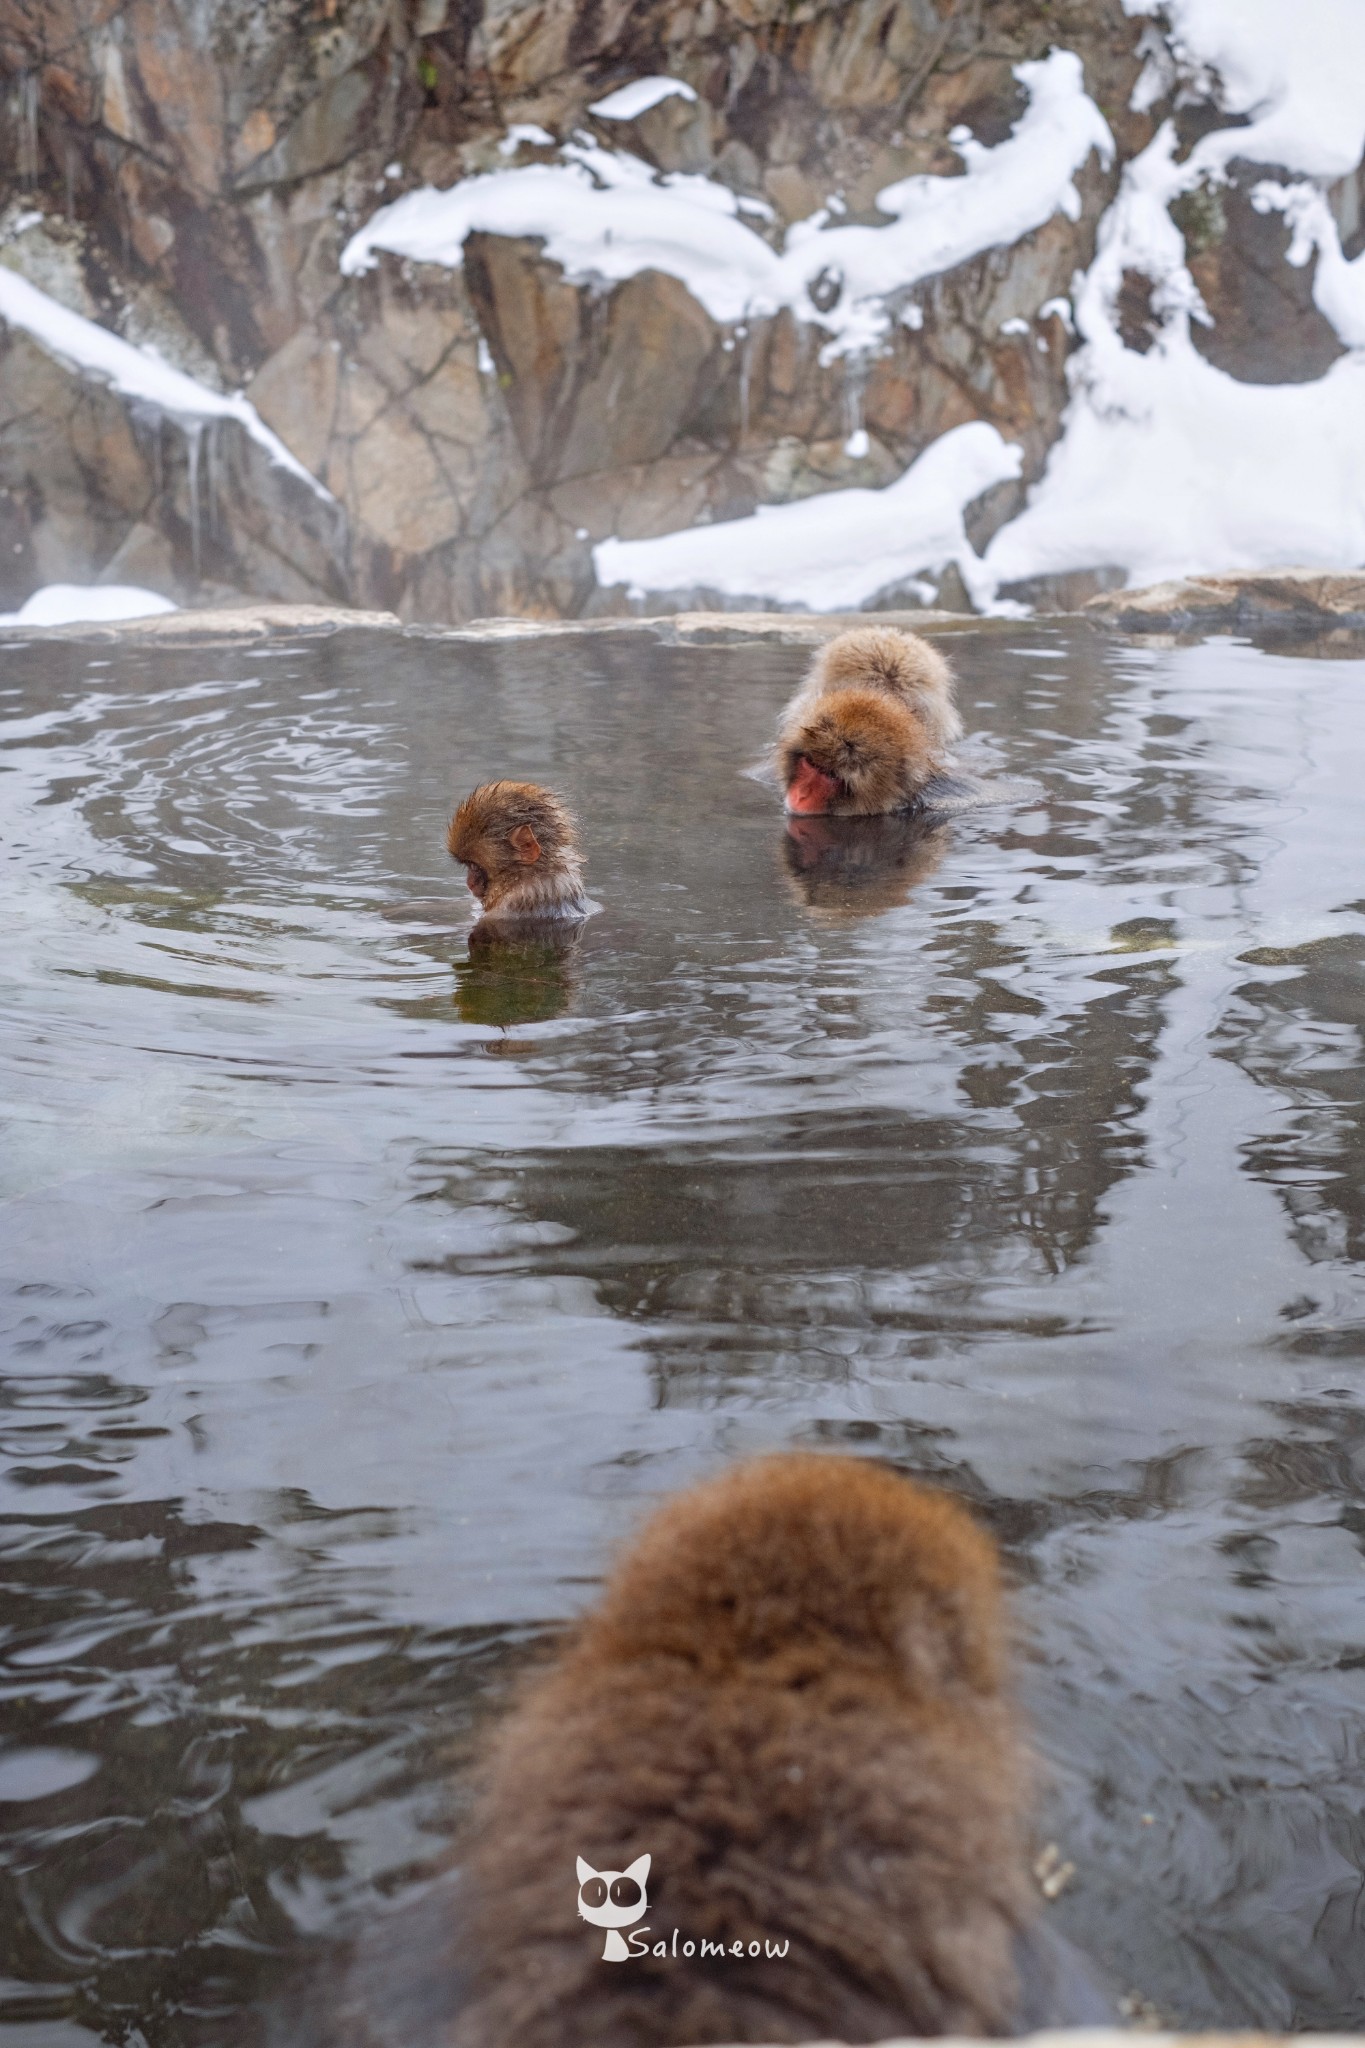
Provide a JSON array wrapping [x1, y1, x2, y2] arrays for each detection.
[[8, 568, 1365, 644]]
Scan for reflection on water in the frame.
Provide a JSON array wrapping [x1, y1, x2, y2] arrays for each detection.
[[782, 810, 950, 918], [453, 919, 583, 1030], [1, 624, 1363, 2043]]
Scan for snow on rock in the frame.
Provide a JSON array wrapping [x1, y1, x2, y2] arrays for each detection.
[[0, 584, 178, 627], [588, 77, 697, 120], [1124, 0, 1365, 180], [1252, 181, 1365, 349], [0, 267, 331, 500], [342, 141, 784, 327], [342, 51, 1112, 355], [593, 422, 1021, 611], [980, 124, 1365, 599], [499, 123, 555, 154]]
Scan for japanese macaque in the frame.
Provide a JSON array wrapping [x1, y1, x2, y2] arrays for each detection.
[[447, 781, 587, 921], [783, 810, 949, 918], [776, 626, 962, 816], [448, 1455, 1040, 2048]]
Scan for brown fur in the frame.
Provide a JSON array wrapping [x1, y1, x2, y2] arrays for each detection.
[[451, 1455, 1035, 2048], [801, 626, 962, 753], [447, 781, 586, 920], [780, 686, 940, 815]]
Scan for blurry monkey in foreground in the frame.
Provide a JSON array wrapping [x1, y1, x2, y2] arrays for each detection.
[[447, 781, 587, 921], [776, 626, 961, 816], [449, 1455, 1043, 2047], [783, 809, 949, 918], [299, 1456, 1115, 2048]]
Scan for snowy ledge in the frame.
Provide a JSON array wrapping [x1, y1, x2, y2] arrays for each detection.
[[10, 577, 1365, 648], [1086, 568, 1365, 631], [0, 603, 1014, 647]]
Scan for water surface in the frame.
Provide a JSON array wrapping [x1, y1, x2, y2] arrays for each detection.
[[1, 623, 1363, 2042]]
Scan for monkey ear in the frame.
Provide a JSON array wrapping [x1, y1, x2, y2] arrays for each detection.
[[508, 824, 542, 864], [576, 1856, 596, 1883], [623, 1853, 650, 1884]]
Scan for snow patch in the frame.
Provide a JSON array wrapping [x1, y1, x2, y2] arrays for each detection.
[[499, 123, 555, 154], [1122, 0, 1365, 179], [1252, 180, 1365, 348], [0, 584, 178, 627], [342, 51, 1112, 356], [979, 124, 1365, 599], [593, 421, 1021, 611], [588, 77, 697, 121], [0, 267, 331, 501]]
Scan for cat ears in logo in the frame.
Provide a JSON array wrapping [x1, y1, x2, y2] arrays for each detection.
[[576, 1853, 650, 1885]]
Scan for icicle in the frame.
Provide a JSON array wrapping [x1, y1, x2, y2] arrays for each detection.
[[17, 74, 39, 188], [738, 324, 754, 443], [202, 417, 220, 542], [841, 355, 869, 460], [186, 420, 204, 579]]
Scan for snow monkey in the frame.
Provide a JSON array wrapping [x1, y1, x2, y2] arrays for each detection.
[[447, 1454, 1046, 2048], [777, 625, 962, 816], [447, 781, 587, 921]]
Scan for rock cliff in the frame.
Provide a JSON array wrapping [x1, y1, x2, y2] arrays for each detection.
[[0, 1, 1359, 619]]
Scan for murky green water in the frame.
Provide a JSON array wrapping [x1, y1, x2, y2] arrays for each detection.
[[0, 623, 1362, 2044]]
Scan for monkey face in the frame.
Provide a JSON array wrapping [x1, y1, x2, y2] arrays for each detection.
[[786, 754, 844, 814], [781, 688, 936, 817], [463, 859, 491, 901]]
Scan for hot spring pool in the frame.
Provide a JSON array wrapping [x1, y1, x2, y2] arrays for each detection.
[[0, 621, 1362, 2042]]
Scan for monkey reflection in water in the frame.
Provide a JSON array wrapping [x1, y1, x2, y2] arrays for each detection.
[[453, 918, 582, 1029], [783, 809, 950, 918]]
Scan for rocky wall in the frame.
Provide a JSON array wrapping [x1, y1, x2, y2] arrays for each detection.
[[0, 0, 1346, 620]]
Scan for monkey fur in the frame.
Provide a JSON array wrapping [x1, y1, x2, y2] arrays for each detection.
[[776, 627, 962, 816], [448, 1454, 1037, 2048], [447, 781, 586, 920]]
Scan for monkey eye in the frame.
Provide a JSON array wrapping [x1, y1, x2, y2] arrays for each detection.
[[609, 1876, 641, 1908], [579, 1877, 608, 1909]]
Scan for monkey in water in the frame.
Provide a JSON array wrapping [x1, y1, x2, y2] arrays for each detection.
[[776, 625, 962, 816], [447, 1454, 1047, 2048], [447, 781, 587, 922]]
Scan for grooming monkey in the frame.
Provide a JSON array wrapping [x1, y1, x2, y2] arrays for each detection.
[[448, 1455, 1042, 2047], [776, 626, 962, 816], [447, 781, 587, 921]]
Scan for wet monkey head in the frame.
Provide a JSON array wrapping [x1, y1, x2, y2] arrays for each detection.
[[447, 781, 586, 921]]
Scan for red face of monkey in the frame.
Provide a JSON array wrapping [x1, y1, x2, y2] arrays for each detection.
[[786, 755, 844, 814]]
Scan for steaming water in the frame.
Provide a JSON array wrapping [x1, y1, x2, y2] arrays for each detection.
[[0, 625, 1362, 2044]]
